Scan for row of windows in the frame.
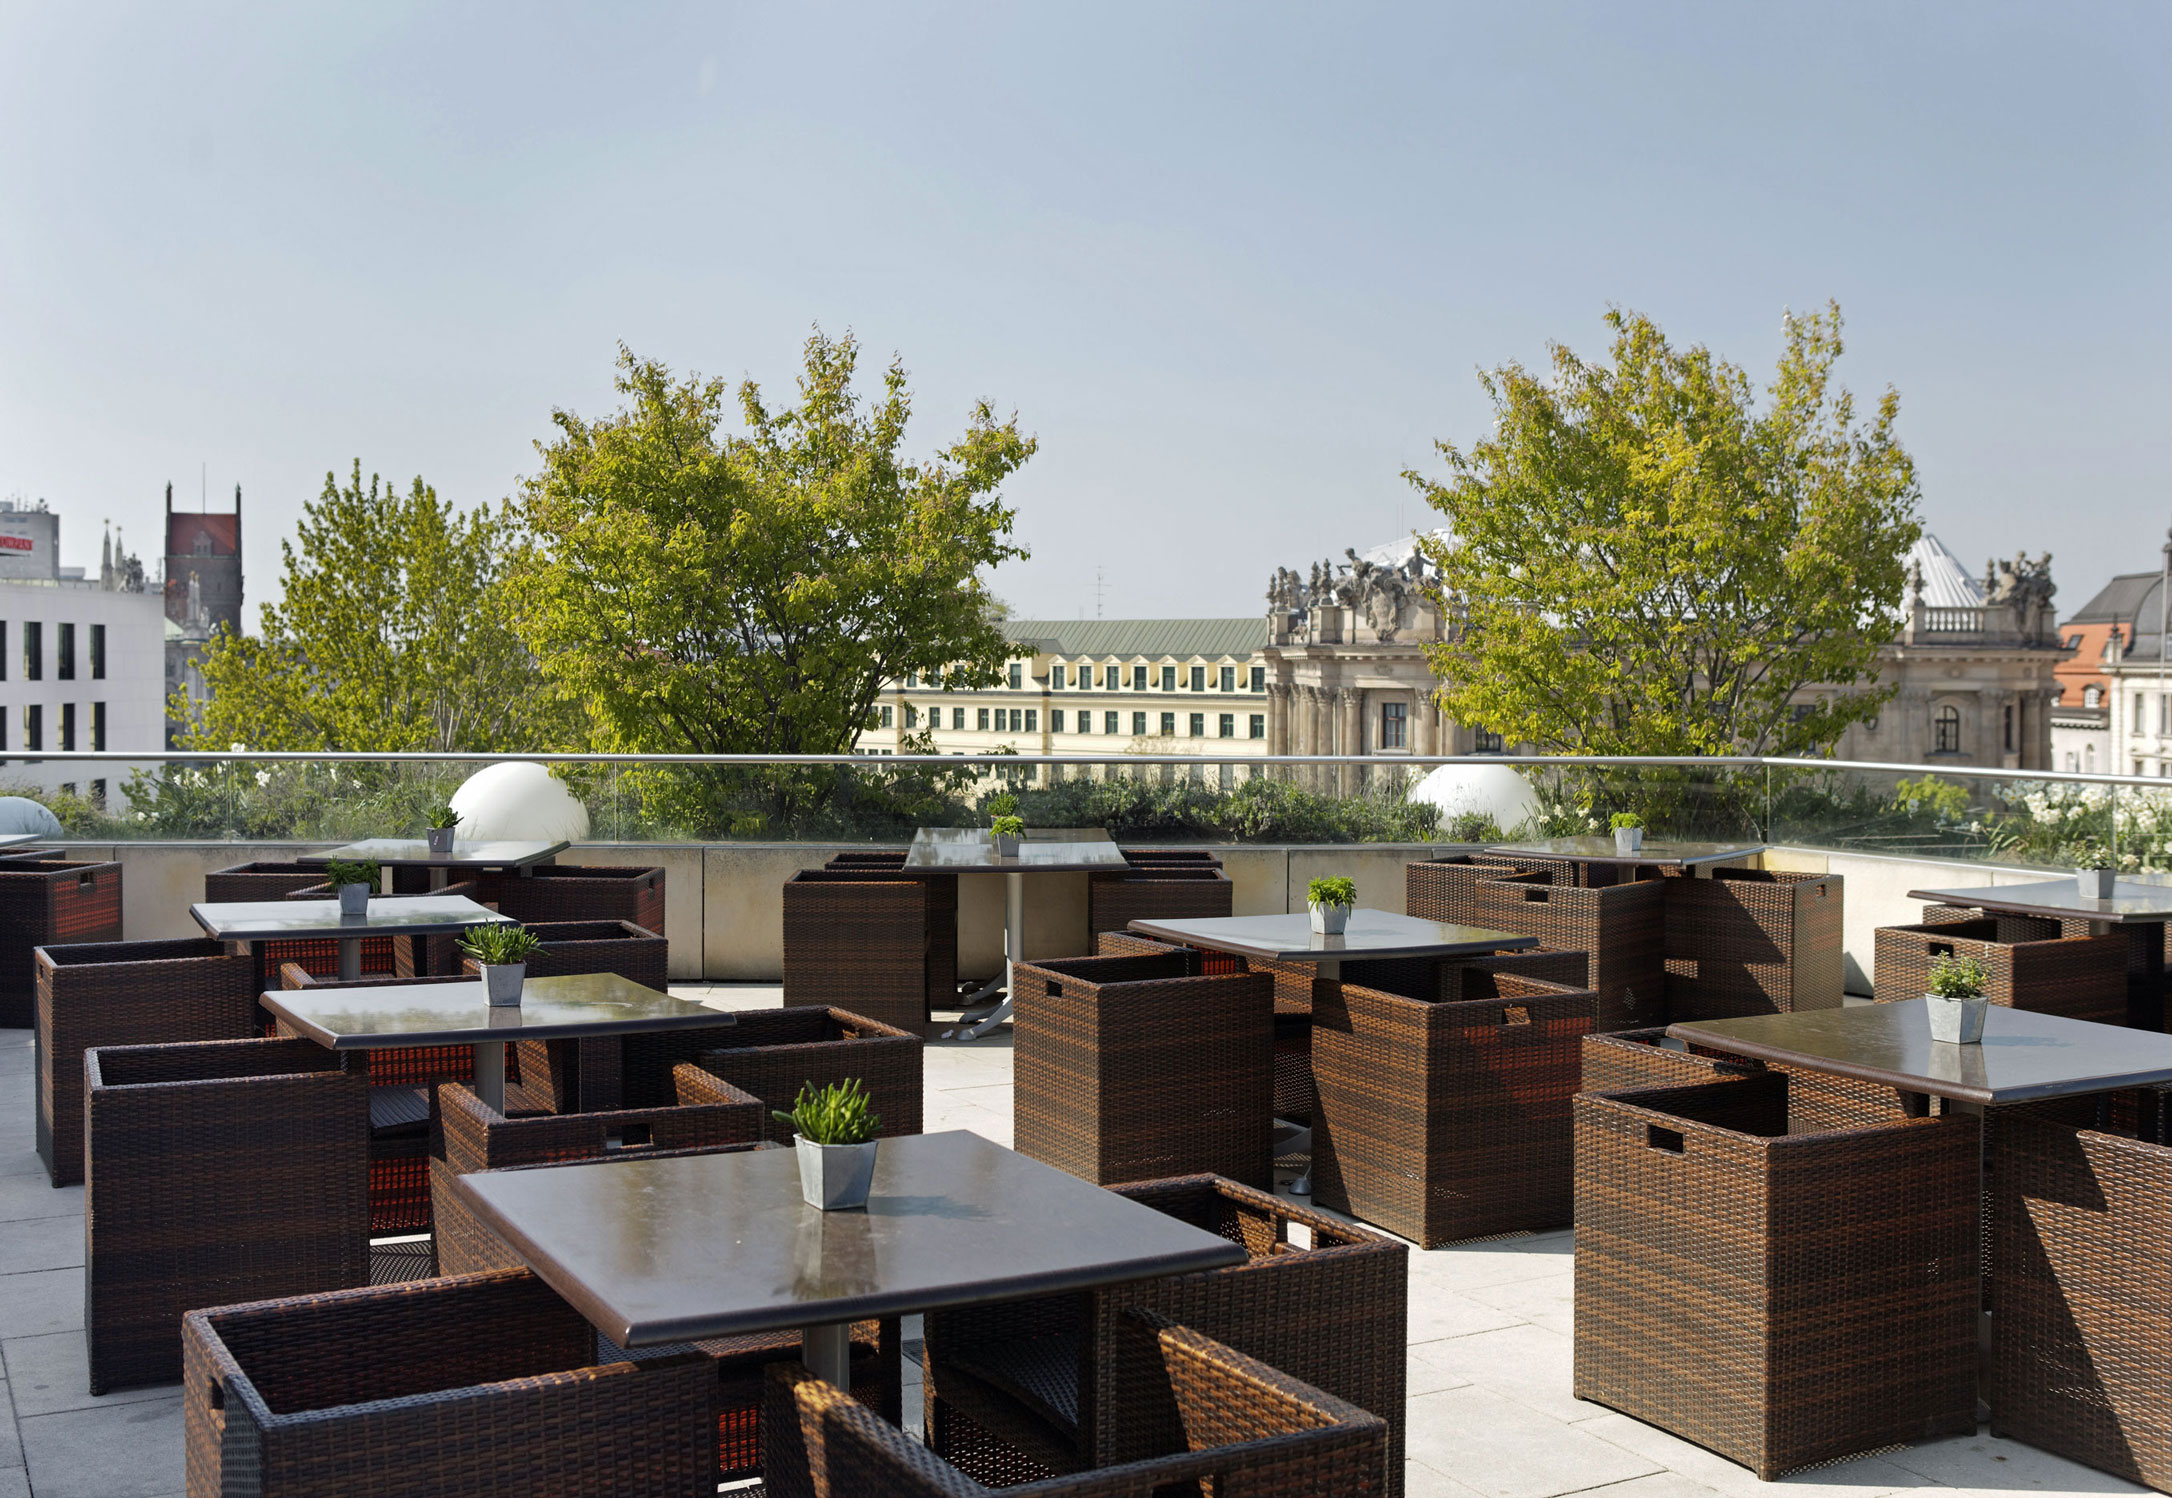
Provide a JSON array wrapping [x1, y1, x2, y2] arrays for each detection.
[[0, 702, 110, 752], [879, 703, 1269, 739], [0, 623, 109, 683], [902, 664, 1268, 693]]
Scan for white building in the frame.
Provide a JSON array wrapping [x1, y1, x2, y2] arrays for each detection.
[[0, 580, 167, 805]]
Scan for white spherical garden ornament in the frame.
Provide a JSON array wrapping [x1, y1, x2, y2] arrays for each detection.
[[0, 797, 63, 838], [446, 763, 591, 843], [1409, 761, 1541, 839]]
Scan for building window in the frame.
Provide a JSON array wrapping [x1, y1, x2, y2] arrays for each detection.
[[2085, 685, 2101, 709], [1474, 728, 1504, 754], [2139, 759, 2148, 777], [1865, 716, 1880, 733], [903, 705, 917, 729], [1132, 712, 1147, 736], [1052, 709, 1065, 732], [2139, 695, 2148, 729], [23, 622, 39, 681], [1154, 665, 1171, 691], [1160, 713, 1176, 736], [58, 703, 73, 751], [24, 705, 40, 752], [1050, 665, 1065, 690], [879, 705, 893, 728], [1218, 713, 1234, 738], [91, 702, 105, 751], [1008, 663, 1023, 690], [56, 623, 73, 681], [1188, 713, 1204, 737], [89, 624, 104, 680], [0, 622, 8, 681], [903, 672, 918, 688], [1250, 667, 1265, 692], [1076, 710, 1091, 734], [977, 708, 990, 730], [1131, 666, 1147, 690], [91, 778, 105, 806], [2004, 704, 2016, 752], [1381, 701, 1408, 749], [1219, 666, 1235, 692], [949, 707, 963, 730], [2085, 743, 2095, 771], [1100, 664, 1117, 689], [1107, 711, 1121, 734], [1189, 666, 1205, 691], [1024, 710, 1037, 732], [1249, 714, 1265, 739], [1934, 705, 1961, 754]]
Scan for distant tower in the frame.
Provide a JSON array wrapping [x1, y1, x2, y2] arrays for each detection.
[[163, 480, 244, 747]]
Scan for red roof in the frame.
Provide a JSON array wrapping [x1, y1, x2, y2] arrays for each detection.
[[165, 513, 238, 557]]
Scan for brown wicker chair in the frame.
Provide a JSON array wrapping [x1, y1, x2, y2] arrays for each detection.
[[1873, 917, 2128, 1026], [923, 1174, 1407, 1494], [1310, 967, 1596, 1247], [1476, 870, 1666, 1031], [780, 868, 955, 1033], [1582, 1026, 1759, 1093], [690, 1006, 923, 1144], [478, 863, 666, 934], [204, 860, 326, 902], [182, 1267, 718, 1498], [1581, 1027, 1935, 1130], [1573, 1072, 1979, 1479], [1662, 868, 1844, 1020], [1011, 954, 1273, 1188], [35, 937, 259, 1186], [1405, 853, 1543, 925], [772, 1319, 1389, 1498], [0, 858, 123, 1025], [1085, 865, 1233, 942], [437, 1066, 764, 1175], [1985, 1099, 2172, 1489], [826, 850, 908, 868], [86, 1036, 370, 1394]]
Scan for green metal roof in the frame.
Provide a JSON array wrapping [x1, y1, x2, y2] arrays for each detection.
[[1003, 618, 1265, 660]]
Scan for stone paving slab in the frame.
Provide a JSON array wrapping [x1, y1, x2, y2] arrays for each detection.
[[0, 993, 2150, 1498]]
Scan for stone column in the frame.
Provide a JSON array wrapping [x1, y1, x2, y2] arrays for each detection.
[[1339, 688, 1364, 797]]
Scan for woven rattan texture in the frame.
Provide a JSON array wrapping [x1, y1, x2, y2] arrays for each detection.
[[181, 1268, 715, 1498], [1405, 855, 1545, 926], [0, 860, 122, 1026], [1872, 919, 2128, 1026], [1475, 872, 1666, 1032], [782, 869, 954, 1032], [438, 1066, 763, 1172], [36, 938, 259, 1186], [1580, 1029, 1929, 1128], [692, 1006, 923, 1144], [923, 1174, 1405, 1496], [776, 1320, 1389, 1498], [1984, 1104, 2172, 1489], [1011, 955, 1273, 1188], [1311, 971, 1596, 1247], [1662, 869, 1844, 1020], [1573, 1073, 1980, 1479], [87, 1036, 371, 1394], [1085, 868, 1233, 940], [204, 863, 325, 902], [479, 864, 667, 936]]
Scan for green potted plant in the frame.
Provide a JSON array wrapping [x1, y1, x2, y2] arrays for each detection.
[[774, 1078, 883, 1210], [424, 805, 462, 856], [324, 858, 379, 917], [989, 814, 1025, 857], [1925, 953, 1991, 1044], [1307, 875, 1356, 936], [1610, 811, 1644, 857], [459, 923, 543, 1007]]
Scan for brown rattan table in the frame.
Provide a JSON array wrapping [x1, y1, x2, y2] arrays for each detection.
[[1907, 877, 2172, 1030], [1127, 910, 1537, 1194], [303, 837, 570, 891], [904, 828, 1132, 1039], [1668, 999, 2172, 1107], [452, 1127, 1246, 1393], [190, 894, 511, 983], [1486, 836, 1764, 879], [260, 970, 733, 1113]]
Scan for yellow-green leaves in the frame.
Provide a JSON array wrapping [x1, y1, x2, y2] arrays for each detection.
[[1408, 304, 1919, 758]]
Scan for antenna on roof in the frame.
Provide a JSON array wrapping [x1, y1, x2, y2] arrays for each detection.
[[1093, 566, 1106, 620]]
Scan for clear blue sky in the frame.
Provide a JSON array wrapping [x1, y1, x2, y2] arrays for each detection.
[[3, 2, 2165, 624]]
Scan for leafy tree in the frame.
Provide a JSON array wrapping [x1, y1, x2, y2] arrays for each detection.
[[187, 462, 563, 751], [506, 332, 1033, 809], [1408, 304, 1921, 758]]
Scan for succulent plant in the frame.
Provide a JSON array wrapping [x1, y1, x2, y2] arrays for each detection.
[[459, 923, 543, 965], [774, 1078, 881, 1145]]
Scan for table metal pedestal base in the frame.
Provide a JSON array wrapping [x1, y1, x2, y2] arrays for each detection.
[[949, 872, 1026, 1041], [1285, 956, 1337, 1195], [802, 1321, 852, 1391]]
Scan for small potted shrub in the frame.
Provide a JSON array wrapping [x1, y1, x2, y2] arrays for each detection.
[[1307, 875, 1356, 936], [2080, 864, 2117, 900], [1610, 812, 1644, 856], [1925, 952, 1991, 1045], [459, 923, 543, 1007], [324, 859, 379, 917], [425, 805, 462, 856], [989, 814, 1025, 857], [775, 1078, 882, 1210]]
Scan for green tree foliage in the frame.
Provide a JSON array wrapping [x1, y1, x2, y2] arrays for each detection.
[[506, 332, 1032, 804], [187, 463, 560, 751], [1408, 304, 1921, 758]]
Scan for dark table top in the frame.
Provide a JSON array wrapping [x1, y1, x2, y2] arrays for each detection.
[[1127, 908, 1537, 963], [263, 971, 734, 1050], [304, 838, 570, 869], [1486, 837, 1764, 868], [190, 894, 513, 942], [1669, 999, 2172, 1105], [454, 1129, 1248, 1345], [1906, 877, 2172, 925], [902, 827, 1132, 873]]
